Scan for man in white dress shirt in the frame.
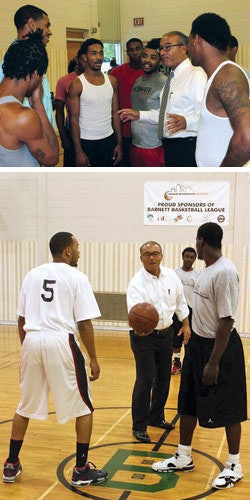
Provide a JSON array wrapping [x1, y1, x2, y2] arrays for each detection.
[[127, 241, 190, 443], [118, 31, 207, 167]]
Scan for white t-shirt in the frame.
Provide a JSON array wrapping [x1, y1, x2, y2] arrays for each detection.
[[175, 267, 200, 308], [192, 256, 239, 339], [17, 262, 101, 335]]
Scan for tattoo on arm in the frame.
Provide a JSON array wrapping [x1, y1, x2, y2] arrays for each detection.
[[32, 149, 46, 164], [216, 79, 250, 126]]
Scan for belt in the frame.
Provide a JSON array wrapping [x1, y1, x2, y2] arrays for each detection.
[[162, 137, 196, 143], [154, 325, 172, 334]]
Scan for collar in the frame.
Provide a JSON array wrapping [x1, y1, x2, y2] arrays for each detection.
[[142, 267, 162, 281], [172, 57, 191, 77]]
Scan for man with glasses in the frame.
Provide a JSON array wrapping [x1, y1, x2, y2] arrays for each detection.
[[126, 241, 190, 443], [111, 38, 144, 166], [119, 31, 206, 167]]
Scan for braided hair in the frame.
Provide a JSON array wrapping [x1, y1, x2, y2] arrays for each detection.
[[2, 31, 48, 80]]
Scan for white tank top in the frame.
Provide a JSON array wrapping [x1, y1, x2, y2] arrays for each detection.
[[78, 73, 114, 140], [196, 61, 250, 167]]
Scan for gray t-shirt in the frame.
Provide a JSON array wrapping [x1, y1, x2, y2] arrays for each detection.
[[131, 72, 166, 148], [175, 267, 200, 307], [192, 256, 239, 338]]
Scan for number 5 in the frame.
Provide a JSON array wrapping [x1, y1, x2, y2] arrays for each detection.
[[41, 279, 56, 302]]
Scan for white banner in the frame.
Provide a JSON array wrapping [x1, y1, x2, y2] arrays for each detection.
[[144, 181, 230, 226]]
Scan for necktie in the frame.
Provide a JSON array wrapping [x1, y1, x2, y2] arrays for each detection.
[[158, 71, 174, 140]]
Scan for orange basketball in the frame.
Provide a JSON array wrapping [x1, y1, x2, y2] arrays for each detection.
[[128, 302, 159, 335]]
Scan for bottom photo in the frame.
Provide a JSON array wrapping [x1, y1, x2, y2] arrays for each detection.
[[0, 170, 249, 500]]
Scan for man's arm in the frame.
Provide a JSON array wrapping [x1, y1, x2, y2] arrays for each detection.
[[77, 319, 100, 381], [18, 316, 26, 344], [19, 83, 59, 166], [109, 75, 122, 165], [67, 78, 90, 167], [202, 317, 234, 385], [215, 66, 250, 166], [166, 70, 207, 134], [118, 108, 159, 124], [55, 100, 70, 150]]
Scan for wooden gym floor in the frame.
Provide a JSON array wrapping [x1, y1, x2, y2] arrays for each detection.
[[0, 325, 250, 500]]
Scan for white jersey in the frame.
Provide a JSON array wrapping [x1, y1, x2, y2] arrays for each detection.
[[17, 262, 101, 335], [192, 256, 239, 339], [175, 267, 200, 308]]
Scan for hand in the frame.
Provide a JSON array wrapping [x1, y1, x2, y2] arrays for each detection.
[[117, 108, 139, 122], [89, 358, 100, 381], [28, 81, 44, 109], [202, 361, 219, 386], [113, 145, 123, 165], [178, 324, 191, 345], [134, 329, 153, 337], [164, 113, 186, 134], [75, 150, 91, 167]]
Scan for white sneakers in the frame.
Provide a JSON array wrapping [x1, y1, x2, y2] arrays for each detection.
[[211, 462, 243, 489], [152, 453, 243, 490], [152, 451, 194, 472]]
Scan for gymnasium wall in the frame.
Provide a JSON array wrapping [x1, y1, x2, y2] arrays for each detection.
[[0, 1, 250, 95], [0, 172, 249, 333]]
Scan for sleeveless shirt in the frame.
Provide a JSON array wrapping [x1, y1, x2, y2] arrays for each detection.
[[196, 61, 250, 167], [78, 73, 114, 140]]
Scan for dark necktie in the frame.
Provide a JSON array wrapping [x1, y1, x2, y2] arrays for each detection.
[[158, 71, 174, 140]]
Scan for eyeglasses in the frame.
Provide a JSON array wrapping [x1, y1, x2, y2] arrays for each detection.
[[159, 44, 185, 52], [141, 251, 162, 258]]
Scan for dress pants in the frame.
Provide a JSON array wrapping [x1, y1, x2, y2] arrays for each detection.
[[130, 326, 173, 431], [162, 137, 197, 167]]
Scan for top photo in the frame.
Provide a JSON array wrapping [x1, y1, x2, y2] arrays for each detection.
[[0, 1, 250, 168]]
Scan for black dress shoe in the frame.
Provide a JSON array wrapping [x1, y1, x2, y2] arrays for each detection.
[[149, 420, 175, 430], [133, 430, 151, 443]]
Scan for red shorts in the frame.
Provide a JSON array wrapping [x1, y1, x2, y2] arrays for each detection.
[[130, 144, 165, 167]]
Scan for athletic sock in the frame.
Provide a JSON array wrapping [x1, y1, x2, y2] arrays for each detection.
[[227, 453, 240, 465], [76, 442, 90, 468], [7, 439, 23, 463], [178, 444, 192, 456]]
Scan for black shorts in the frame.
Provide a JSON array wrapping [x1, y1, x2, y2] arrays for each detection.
[[178, 329, 247, 428], [80, 133, 116, 166]]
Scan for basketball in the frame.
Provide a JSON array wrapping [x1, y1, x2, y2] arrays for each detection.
[[128, 302, 159, 335]]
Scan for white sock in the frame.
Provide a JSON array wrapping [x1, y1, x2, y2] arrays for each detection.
[[227, 453, 240, 465], [178, 444, 192, 456], [174, 352, 181, 359]]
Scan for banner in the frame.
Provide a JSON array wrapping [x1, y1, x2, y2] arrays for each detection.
[[144, 181, 230, 226]]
